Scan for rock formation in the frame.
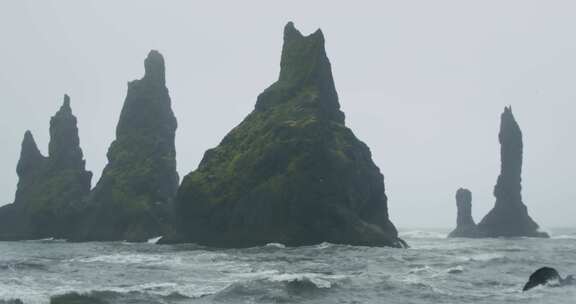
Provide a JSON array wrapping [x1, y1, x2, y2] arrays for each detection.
[[0, 95, 92, 240], [169, 22, 405, 248], [477, 107, 548, 238], [448, 188, 481, 238], [73, 50, 178, 242]]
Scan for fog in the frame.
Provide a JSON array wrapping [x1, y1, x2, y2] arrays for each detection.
[[1, 0, 575, 229]]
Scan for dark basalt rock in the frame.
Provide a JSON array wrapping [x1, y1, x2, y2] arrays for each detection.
[[0, 95, 92, 240], [73, 50, 178, 242], [523, 267, 575, 291], [477, 107, 548, 238], [448, 188, 481, 238], [169, 22, 404, 248]]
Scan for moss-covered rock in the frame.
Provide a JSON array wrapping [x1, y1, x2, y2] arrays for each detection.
[[170, 23, 404, 248], [0, 95, 92, 240], [73, 50, 178, 242]]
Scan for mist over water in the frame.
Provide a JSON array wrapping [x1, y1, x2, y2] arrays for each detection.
[[1, 2, 575, 303], [1, 1, 576, 228]]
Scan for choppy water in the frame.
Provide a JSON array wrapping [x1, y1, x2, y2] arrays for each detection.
[[1, 228, 575, 303]]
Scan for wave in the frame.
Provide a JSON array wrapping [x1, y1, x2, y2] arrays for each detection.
[[213, 273, 345, 303], [74, 253, 166, 264], [267, 273, 347, 289], [265, 242, 286, 249], [0, 261, 47, 271], [400, 230, 447, 239], [49, 290, 192, 304], [553, 234, 576, 240], [446, 265, 464, 274], [147, 236, 163, 244]]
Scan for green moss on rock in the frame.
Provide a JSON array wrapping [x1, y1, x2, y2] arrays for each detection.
[[0, 95, 92, 240], [172, 23, 404, 248], [73, 50, 178, 242]]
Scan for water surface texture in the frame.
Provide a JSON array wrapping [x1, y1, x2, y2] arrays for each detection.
[[1, 229, 575, 303]]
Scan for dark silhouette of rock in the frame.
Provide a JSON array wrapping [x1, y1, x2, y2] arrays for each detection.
[[477, 107, 548, 238], [50, 292, 107, 304], [448, 188, 481, 238], [523, 267, 575, 291], [73, 50, 178, 242], [0, 95, 92, 240], [168, 22, 405, 248]]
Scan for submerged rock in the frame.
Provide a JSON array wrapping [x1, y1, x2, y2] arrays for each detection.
[[0, 95, 92, 240], [448, 188, 481, 238], [170, 22, 404, 248], [74, 50, 178, 242], [477, 107, 548, 238]]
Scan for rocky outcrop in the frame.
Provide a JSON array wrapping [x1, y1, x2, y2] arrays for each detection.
[[0, 95, 92, 240], [169, 22, 405, 248], [73, 50, 178, 242], [448, 188, 481, 238], [477, 107, 548, 238]]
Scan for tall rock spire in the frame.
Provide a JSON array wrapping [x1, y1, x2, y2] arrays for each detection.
[[77, 50, 178, 242], [477, 107, 548, 237], [49, 95, 90, 178], [0, 95, 92, 240], [14, 131, 47, 205], [16, 131, 45, 180], [170, 23, 404, 248], [448, 188, 481, 238]]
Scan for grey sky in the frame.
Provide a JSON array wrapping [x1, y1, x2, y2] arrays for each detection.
[[1, 1, 574, 229]]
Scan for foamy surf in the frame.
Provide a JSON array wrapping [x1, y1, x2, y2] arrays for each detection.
[[147, 236, 163, 244]]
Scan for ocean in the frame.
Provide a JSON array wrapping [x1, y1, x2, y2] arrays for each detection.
[[1, 228, 575, 304]]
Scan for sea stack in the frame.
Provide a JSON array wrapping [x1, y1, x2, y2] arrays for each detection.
[[477, 107, 548, 238], [75, 50, 178, 242], [448, 188, 481, 238], [0, 95, 92, 240], [170, 23, 404, 248]]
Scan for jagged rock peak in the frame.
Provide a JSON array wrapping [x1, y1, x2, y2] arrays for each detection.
[[283, 21, 324, 42], [499, 106, 522, 146], [21, 130, 41, 156], [279, 22, 327, 83], [17, 131, 45, 178], [256, 22, 343, 123], [171, 23, 403, 248], [48, 94, 85, 168], [77, 50, 178, 242], [60, 94, 72, 114], [143, 50, 166, 85]]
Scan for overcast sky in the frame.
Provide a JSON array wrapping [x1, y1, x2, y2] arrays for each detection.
[[1, 1, 574, 229]]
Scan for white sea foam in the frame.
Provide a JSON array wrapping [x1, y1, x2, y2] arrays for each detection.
[[265, 242, 286, 248], [75, 253, 166, 264], [553, 234, 576, 239], [400, 230, 447, 239], [446, 265, 464, 274], [147, 236, 163, 244], [267, 273, 347, 289]]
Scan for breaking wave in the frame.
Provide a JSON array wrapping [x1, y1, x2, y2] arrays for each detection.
[[213, 272, 346, 303], [400, 230, 447, 239]]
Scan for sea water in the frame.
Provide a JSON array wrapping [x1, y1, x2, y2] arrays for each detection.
[[1, 228, 575, 303]]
